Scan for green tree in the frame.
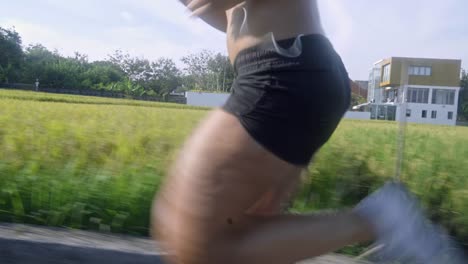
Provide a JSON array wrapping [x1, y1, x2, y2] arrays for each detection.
[[181, 50, 212, 90], [21, 44, 61, 85], [22, 45, 125, 90], [207, 53, 234, 92], [82, 61, 125, 89], [181, 50, 234, 92], [109, 51, 181, 98], [108, 50, 152, 83], [0, 27, 24, 83], [459, 70, 468, 121], [147, 58, 181, 98], [108, 78, 145, 96], [1, 27, 234, 97]]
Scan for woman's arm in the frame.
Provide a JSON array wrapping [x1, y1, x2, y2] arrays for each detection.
[[178, 0, 227, 32], [196, 8, 228, 33], [179, 0, 246, 33]]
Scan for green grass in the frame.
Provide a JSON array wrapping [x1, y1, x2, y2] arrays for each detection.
[[292, 120, 468, 254], [0, 89, 206, 235], [0, 89, 210, 110], [0, 89, 467, 249]]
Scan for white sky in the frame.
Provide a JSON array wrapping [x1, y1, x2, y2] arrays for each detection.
[[2, 0, 467, 80]]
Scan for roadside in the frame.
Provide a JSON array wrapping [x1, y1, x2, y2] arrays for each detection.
[[0, 223, 370, 264]]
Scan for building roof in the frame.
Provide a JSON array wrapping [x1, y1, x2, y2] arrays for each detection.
[[387, 57, 461, 63]]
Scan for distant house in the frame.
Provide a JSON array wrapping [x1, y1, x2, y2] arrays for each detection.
[[170, 87, 187, 96], [366, 57, 462, 126], [350, 80, 369, 99]]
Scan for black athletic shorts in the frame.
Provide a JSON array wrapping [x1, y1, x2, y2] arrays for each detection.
[[222, 34, 351, 166]]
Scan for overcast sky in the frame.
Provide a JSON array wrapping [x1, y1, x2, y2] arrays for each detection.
[[2, 0, 467, 80]]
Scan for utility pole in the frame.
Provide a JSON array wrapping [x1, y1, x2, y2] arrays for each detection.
[[395, 62, 409, 181], [222, 59, 227, 92]]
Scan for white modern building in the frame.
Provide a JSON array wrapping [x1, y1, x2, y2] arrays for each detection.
[[366, 57, 462, 126]]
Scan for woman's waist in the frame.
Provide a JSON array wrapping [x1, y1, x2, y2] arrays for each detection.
[[231, 34, 339, 76], [227, 29, 325, 65]]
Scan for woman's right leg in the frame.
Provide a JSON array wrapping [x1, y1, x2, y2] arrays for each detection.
[[152, 110, 375, 264], [213, 211, 373, 264]]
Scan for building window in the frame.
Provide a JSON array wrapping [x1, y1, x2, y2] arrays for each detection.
[[432, 89, 455, 105], [448, 112, 453, 120], [422, 110, 427, 118], [431, 110, 437, 119], [406, 109, 411, 117], [409, 66, 432, 76], [407, 87, 429, 103], [382, 64, 391, 83]]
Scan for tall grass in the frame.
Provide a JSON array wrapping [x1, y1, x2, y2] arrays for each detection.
[[0, 89, 209, 110], [0, 91, 205, 235], [294, 120, 468, 248], [0, 89, 467, 248]]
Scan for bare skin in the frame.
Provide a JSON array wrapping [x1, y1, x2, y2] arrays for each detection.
[[225, 0, 325, 63], [152, 1, 375, 264]]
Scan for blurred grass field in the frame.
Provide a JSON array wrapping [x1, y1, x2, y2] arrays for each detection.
[[0, 89, 467, 249]]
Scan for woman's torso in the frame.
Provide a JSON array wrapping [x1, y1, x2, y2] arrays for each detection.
[[225, 0, 324, 64]]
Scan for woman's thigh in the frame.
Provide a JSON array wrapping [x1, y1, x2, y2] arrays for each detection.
[[152, 109, 304, 262]]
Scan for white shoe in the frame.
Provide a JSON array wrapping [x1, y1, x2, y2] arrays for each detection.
[[354, 181, 465, 263]]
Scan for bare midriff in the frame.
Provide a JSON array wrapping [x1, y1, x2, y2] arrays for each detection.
[[226, 0, 324, 64]]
